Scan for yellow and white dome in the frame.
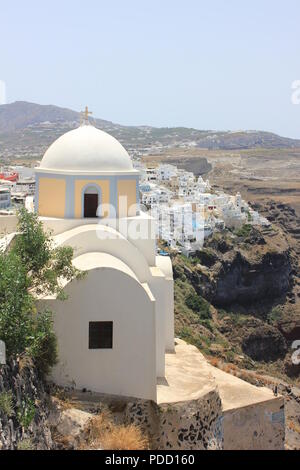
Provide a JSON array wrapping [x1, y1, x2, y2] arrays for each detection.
[[35, 123, 139, 220], [40, 124, 133, 172]]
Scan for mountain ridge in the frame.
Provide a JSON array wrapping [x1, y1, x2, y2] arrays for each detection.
[[1, 101, 300, 162]]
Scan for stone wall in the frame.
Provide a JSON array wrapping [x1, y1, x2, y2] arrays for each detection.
[[125, 389, 224, 450], [223, 398, 285, 450], [0, 360, 53, 450]]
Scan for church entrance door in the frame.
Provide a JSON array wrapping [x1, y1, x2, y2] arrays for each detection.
[[84, 193, 98, 217]]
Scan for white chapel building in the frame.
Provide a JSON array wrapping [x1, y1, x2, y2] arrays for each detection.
[[36, 116, 174, 402]]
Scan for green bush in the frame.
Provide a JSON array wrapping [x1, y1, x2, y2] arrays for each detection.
[[179, 326, 194, 342], [14, 208, 82, 298], [234, 224, 252, 238], [0, 250, 33, 356], [199, 319, 213, 332], [27, 310, 58, 376], [226, 350, 235, 363], [185, 293, 211, 319], [0, 250, 58, 374], [17, 398, 36, 429], [0, 209, 80, 376], [179, 326, 207, 351], [267, 306, 282, 324], [0, 391, 14, 416]]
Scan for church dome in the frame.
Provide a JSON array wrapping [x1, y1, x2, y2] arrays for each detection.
[[39, 125, 133, 172]]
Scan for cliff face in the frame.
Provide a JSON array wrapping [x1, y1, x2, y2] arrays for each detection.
[[241, 323, 287, 361], [0, 360, 53, 450], [180, 226, 292, 309], [172, 222, 300, 375], [207, 248, 291, 307], [251, 201, 300, 310]]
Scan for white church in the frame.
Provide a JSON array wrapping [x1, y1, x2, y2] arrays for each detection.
[[36, 110, 174, 402]]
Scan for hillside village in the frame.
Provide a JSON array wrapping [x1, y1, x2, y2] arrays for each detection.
[[0, 159, 270, 257], [135, 161, 270, 254]]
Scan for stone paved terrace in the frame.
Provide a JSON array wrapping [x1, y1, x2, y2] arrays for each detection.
[[158, 338, 278, 409], [158, 339, 285, 449]]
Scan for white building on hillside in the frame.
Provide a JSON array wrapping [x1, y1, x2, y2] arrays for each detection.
[[157, 164, 177, 181], [35, 117, 174, 402]]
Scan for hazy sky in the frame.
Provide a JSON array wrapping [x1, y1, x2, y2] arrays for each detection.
[[1, 0, 300, 137]]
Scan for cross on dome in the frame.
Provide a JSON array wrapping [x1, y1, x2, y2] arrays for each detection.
[[80, 106, 93, 125]]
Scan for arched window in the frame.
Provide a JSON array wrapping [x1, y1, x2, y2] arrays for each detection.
[[83, 186, 100, 218]]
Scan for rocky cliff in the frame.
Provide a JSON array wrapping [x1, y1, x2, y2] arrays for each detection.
[[0, 360, 53, 450], [172, 222, 299, 377], [175, 225, 292, 309]]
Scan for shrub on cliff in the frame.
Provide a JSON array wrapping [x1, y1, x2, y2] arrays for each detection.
[[185, 292, 211, 320], [0, 391, 13, 416], [234, 224, 252, 238], [0, 209, 81, 376]]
